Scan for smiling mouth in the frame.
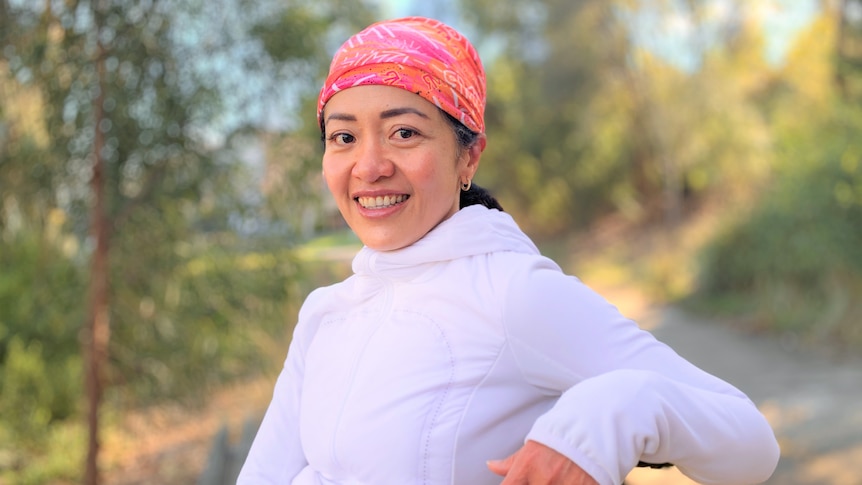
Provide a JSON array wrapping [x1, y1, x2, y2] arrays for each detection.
[[356, 194, 409, 209]]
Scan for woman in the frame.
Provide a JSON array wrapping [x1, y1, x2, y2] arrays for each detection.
[[238, 16, 779, 485]]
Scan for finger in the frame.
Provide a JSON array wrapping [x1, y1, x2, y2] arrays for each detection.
[[486, 452, 517, 476]]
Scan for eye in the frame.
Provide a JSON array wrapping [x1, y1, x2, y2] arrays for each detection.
[[328, 132, 355, 145], [394, 128, 417, 140]]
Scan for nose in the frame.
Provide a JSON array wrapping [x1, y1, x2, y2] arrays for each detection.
[[352, 137, 394, 182]]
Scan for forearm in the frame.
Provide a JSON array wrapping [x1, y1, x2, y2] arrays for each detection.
[[526, 369, 779, 485]]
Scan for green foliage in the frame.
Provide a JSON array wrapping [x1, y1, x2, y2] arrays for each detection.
[[467, 0, 637, 236], [0, 419, 86, 484], [461, 0, 778, 236], [0, 229, 82, 358], [252, 0, 375, 64], [0, 337, 82, 446], [697, 104, 862, 345], [0, 228, 84, 464], [253, 5, 329, 63], [109, 237, 303, 404]]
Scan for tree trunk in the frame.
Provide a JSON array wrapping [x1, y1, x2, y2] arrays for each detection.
[[83, 32, 110, 485], [836, 0, 849, 99]]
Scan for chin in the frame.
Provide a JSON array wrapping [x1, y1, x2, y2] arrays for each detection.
[[358, 232, 421, 252], [362, 239, 410, 252]]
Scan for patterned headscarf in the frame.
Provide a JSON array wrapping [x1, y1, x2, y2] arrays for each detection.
[[318, 16, 486, 134]]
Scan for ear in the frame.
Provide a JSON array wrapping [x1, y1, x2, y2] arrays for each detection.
[[460, 133, 487, 181]]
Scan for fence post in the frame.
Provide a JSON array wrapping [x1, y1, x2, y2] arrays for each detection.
[[197, 425, 229, 485], [198, 416, 260, 485], [223, 417, 259, 484]]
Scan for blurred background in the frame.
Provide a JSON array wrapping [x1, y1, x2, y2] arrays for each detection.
[[1, 0, 860, 483]]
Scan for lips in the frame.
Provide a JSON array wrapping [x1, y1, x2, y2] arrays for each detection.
[[356, 194, 409, 209]]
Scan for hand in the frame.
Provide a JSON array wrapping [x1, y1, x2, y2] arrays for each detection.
[[487, 440, 600, 485]]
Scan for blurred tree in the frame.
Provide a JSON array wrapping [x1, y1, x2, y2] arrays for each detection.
[[696, 2, 862, 348], [0, 0, 374, 482], [458, 0, 775, 236], [836, 0, 862, 102], [460, 0, 635, 236], [0, 0, 230, 480], [246, 0, 376, 238], [630, 1, 775, 223]]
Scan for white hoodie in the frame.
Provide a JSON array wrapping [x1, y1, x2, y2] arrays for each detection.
[[238, 205, 779, 485]]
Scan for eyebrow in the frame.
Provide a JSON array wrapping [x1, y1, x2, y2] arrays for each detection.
[[325, 107, 430, 125], [380, 107, 430, 120], [325, 113, 357, 124]]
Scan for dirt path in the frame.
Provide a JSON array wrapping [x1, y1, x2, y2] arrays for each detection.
[[619, 300, 862, 485]]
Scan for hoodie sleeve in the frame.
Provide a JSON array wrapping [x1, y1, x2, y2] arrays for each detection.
[[503, 261, 780, 485], [236, 290, 324, 484]]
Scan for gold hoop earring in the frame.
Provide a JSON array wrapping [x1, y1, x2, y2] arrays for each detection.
[[461, 179, 472, 191]]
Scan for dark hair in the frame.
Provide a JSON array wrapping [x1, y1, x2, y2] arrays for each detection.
[[459, 182, 504, 211], [442, 112, 504, 212]]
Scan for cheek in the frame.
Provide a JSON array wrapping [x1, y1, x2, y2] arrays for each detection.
[[321, 157, 343, 191], [411, 159, 460, 207], [407, 160, 445, 191]]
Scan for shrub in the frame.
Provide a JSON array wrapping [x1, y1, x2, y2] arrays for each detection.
[[696, 107, 862, 348]]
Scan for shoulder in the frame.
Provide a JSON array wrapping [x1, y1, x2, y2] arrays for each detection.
[[482, 251, 609, 322], [486, 251, 568, 298], [493, 253, 621, 330], [293, 277, 358, 339]]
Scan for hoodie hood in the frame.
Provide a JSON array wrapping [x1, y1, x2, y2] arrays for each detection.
[[351, 205, 539, 278]]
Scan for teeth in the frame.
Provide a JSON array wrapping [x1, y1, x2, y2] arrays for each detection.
[[357, 194, 407, 209]]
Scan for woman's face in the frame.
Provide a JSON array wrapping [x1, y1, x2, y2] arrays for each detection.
[[321, 85, 483, 251]]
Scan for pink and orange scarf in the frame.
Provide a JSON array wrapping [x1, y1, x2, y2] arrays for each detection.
[[318, 16, 486, 134]]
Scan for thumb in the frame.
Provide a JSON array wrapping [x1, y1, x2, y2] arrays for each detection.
[[487, 451, 518, 476]]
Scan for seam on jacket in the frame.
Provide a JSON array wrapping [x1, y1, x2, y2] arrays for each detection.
[[327, 287, 391, 473], [447, 338, 508, 484], [397, 308, 456, 485], [443, 253, 509, 484]]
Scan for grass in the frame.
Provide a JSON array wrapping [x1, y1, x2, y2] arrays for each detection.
[[294, 229, 361, 262]]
